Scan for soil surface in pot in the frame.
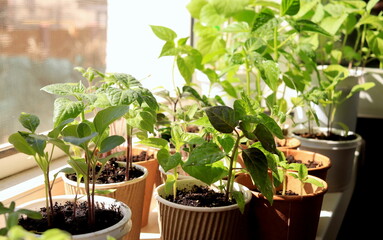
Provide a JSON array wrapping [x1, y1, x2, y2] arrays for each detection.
[[286, 155, 323, 168], [165, 185, 236, 207], [18, 201, 123, 235], [67, 156, 148, 184], [294, 131, 357, 141]]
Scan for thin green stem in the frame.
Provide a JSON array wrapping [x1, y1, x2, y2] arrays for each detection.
[[225, 129, 242, 201]]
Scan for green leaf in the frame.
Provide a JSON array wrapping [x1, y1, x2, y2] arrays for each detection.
[[64, 132, 98, 147], [205, 106, 238, 133], [105, 88, 136, 106], [94, 106, 129, 134], [53, 98, 85, 127], [18, 113, 40, 133], [305, 177, 324, 187], [183, 142, 226, 167], [199, 3, 226, 26], [16, 209, 42, 220], [220, 80, 238, 98], [210, 0, 250, 17], [232, 191, 245, 214], [159, 41, 177, 57], [77, 122, 92, 139], [281, 0, 300, 16], [293, 19, 331, 36], [346, 82, 375, 99], [68, 158, 88, 176], [242, 148, 273, 204], [177, 56, 194, 84], [367, 0, 380, 13], [157, 149, 182, 173], [100, 135, 125, 153], [8, 133, 36, 156], [186, 0, 208, 19], [182, 160, 228, 185], [319, 14, 348, 35], [217, 134, 235, 153], [150, 25, 177, 42], [260, 60, 280, 92], [41, 82, 85, 96], [252, 10, 274, 32], [138, 138, 169, 150], [254, 123, 278, 154], [257, 113, 284, 139]]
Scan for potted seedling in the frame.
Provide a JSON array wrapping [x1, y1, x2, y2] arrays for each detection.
[[8, 108, 132, 239], [235, 138, 328, 240], [152, 91, 287, 240], [51, 68, 157, 238], [291, 64, 372, 192]]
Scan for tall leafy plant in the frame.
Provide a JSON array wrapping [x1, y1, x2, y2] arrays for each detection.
[[185, 0, 332, 124]]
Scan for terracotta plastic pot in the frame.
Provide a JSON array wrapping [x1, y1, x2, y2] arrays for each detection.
[[236, 174, 327, 240], [17, 195, 132, 240], [62, 164, 147, 240], [293, 127, 361, 192], [281, 148, 331, 180], [130, 145, 159, 227], [155, 179, 252, 240]]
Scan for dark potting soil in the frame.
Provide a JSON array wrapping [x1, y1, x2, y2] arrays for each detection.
[[295, 131, 357, 141], [286, 155, 323, 168], [166, 185, 236, 207], [66, 158, 145, 184], [276, 190, 298, 196], [18, 201, 122, 235]]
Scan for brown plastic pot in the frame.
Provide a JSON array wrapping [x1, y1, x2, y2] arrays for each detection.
[[236, 173, 327, 240], [281, 148, 331, 180], [155, 179, 252, 240]]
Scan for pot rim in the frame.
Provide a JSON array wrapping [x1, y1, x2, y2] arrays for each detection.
[[17, 195, 132, 239], [292, 127, 362, 145], [280, 148, 332, 171], [62, 163, 148, 189], [253, 174, 328, 201], [155, 179, 252, 212]]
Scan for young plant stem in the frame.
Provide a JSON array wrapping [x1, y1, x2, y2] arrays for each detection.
[[225, 129, 242, 201], [282, 169, 287, 196], [173, 169, 178, 202], [125, 123, 133, 181]]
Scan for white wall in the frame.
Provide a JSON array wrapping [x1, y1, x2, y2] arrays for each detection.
[[106, 0, 191, 92]]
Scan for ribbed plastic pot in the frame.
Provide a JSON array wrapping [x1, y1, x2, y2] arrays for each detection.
[[62, 164, 147, 240], [17, 195, 132, 240], [293, 127, 361, 192], [155, 179, 252, 240]]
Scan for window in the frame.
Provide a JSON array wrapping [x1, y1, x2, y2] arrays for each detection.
[[0, 0, 191, 179]]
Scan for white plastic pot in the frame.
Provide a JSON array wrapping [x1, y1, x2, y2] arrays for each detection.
[[293, 127, 361, 192], [17, 195, 132, 240]]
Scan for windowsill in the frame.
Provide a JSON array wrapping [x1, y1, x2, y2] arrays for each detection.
[[0, 156, 68, 206]]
